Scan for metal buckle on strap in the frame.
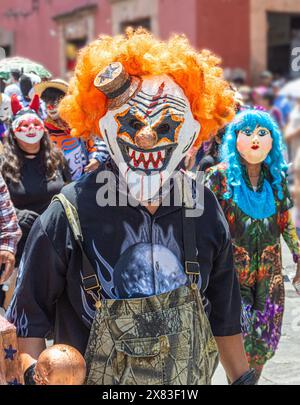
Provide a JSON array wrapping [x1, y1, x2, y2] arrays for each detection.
[[82, 275, 100, 291], [185, 261, 200, 275]]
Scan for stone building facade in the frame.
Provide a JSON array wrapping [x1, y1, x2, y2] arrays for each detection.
[[0, 0, 300, 82]]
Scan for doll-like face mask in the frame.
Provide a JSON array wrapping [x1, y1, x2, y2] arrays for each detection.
[[0, 94, 12, 122], [237, 126, 273, 164], [12, 113, 44, 144], [99, 75, 200, 202]]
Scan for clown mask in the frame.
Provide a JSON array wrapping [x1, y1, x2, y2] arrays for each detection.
[[11, 94, 45, 144], [46, 100, 60, 120], [0, 93, 12, 122], [237, 126, 273, 164], [97, 63, 200, 203]]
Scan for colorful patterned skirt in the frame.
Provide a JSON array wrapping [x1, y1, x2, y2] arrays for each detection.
[[237, 243, 285, 369]]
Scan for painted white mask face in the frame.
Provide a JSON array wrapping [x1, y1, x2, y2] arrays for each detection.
[[0, 93, 12, 122], [46, 100, 60, 120], [99, 75, 200, 202], [12, 113, 44, 144], [237, 126, 273, 164]]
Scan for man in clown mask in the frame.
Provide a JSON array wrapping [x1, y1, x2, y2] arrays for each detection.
[[7, 29, 255, 385], [94, 63, 200, 203]]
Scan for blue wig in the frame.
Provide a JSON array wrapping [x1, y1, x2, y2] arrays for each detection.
[[221, 109, 288, 200]]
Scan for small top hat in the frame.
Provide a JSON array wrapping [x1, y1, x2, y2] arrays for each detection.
[[94, 62, 141, 110]]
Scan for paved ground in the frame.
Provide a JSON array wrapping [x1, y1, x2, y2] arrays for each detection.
[[212, 238, 300, 385]]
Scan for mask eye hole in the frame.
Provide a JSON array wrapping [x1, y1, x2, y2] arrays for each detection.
[[129, 118, 144, 131], [242, 128, 252, 136], [47, 101, 58, 108], [156, 123, 170, 135], [258, 129, 269, 137]]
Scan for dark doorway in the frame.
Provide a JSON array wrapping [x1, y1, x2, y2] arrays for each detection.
[[267, 12, 300, 78], [1, 45, 11, 58], [120, 17, 151, 33], [65, 37, 87, 72]]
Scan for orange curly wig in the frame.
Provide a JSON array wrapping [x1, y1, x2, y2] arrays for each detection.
[[59, 28, 236, 147]]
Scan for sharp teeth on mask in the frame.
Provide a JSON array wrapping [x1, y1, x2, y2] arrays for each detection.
[[138, 161, 144, 169], [158, 161, 163, 169], [143, 152, 150, 162], [148, 162, 154, 170], [135, 151, 141, 160], [152, 151, 158, 160], [129, 148, 135, 159], [160, 150, 166, 159]]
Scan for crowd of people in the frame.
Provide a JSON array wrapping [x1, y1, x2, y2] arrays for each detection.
[[0, 28, 299, 386]]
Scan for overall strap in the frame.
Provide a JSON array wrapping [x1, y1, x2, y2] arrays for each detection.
[[52, 194, 101, 307], [182, 207, 200, 286]]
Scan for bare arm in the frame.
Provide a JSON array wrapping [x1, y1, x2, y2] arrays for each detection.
[[215, 334, 249, 383], [18, 337, 46, 373]]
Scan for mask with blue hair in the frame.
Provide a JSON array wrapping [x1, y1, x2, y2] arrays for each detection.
[[220, 109, 288, 219]]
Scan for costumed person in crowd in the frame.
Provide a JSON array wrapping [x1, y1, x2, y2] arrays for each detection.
[[7, 29, 255, 386], [0, 173, 21, 310], [205, 109, 300, 382], [0, 93, 12, 142], [0, 94, 71, 308], [34, 79, 109, 180]]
